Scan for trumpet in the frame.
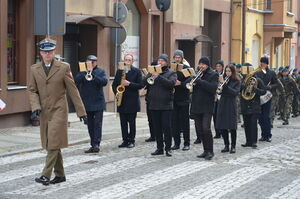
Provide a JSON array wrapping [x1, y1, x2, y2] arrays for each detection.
[[85, 70, 93, 81], [186, 69, 204, 90], [216, 76, 230, 95], [147, 75, 156, 85], [147, 65, 162, 85]]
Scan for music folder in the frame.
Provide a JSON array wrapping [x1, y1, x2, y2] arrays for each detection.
[[148, 65, 162, 73], [78, 62, 87, 72], [181, 68, 196, 77], [170, 63, 183, 71]]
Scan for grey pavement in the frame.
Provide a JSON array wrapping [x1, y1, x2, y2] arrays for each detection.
[[0, 113, 299, 199]]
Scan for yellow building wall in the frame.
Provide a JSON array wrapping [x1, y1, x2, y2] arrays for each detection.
[[166, 0, 204, 26], [66, 0, 113, 16], [231, 0, 242, 64], [244, 12, 264, 66]]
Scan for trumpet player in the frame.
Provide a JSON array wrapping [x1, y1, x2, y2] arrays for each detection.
[[75, 55, 108, 153], [171, 50, 192, 151], [190, 57, 218, 160], [112, 54, 143, 148], [216, 64, 241, 153], [143, 54, 177, 157]]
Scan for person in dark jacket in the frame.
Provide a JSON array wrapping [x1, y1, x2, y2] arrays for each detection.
[[213, 60, 224, 139], [190, 57, 218, 160], [216, 64, 241, 153], [171, 50, 192, 151], [112, 54, 143, 148], [240, 64, 266, 148], [255, 57, 278, 142], [143, 54, 177, 157], [75, 55, 108, 153]]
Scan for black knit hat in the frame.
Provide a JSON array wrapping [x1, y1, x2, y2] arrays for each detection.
[[198, 57, 210, 67], [158, 54, 169, 63], [260, 57, 269, 65], [215, 60, 224, 68]]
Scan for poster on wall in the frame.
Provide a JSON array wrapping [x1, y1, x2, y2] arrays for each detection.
[[121, 36, 140, 68]]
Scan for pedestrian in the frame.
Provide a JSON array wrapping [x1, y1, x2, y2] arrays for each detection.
[[75, 55, 108, 153], [28, 38, 87, 185], [190, 57, 218, 160], [112, 54, 143, 148], [143, 54, 177, 157], [216, 64, 241, 153]]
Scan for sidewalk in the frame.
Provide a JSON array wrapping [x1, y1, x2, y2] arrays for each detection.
[[0, 112, 150, 157]]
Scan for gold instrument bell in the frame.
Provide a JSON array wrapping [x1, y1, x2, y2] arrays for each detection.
[[116, 62, 126, 107], [241, 66, 262, 100]]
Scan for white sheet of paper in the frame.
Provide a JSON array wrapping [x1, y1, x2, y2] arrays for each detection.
[[0, 99, 6, 110]]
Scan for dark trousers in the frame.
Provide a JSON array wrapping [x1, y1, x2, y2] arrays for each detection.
[[119, 112, 137, 144], [172, 103, 190, 146], [258, 100, 272, 139], [42, 149, 64, 179], [213, 100, 221, 137], [152, 110, 172, 151], [221, 129, 237, 147], [146, 103, 155, 139], [87, 110, 103, 147], [194, 113, 213, 152], [243, 114, 259, 145]]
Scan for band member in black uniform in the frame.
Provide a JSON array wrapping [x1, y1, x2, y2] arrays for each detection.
[[240, 64, 266, 148], [255, 57, 277, 142], [112, 54, 143, 148], [190, 57, 218, 160], [75, 55, 108, 153], [143, 54, 177, 157], [213, 60, 224, 139], [171, 50, 192, 151], [216, 64, 241, 153]]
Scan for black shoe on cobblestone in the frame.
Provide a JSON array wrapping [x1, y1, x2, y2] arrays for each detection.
[[166, 150, 172, 157], [213, 135, 221, 139], [194, 139, 201, 144], [241, 143, 251, 147], [84, 147, 99, 153], [151, 149, 164, 155], [204, 152, 214, 160], [50, 176, 66, 184], [182, 146, 190, 151], [171, 145, 180, 150], [282, 120, 289, 125], [265, 138, 272, 142], [127, 143, 135, 148], [251, 143, 257, 148], [145, 137, 155, 142], [118, 142, 128, 148], [197, 151, 208, 158], [259, 137, 266, 142], [221, 146, 229, 153], [35, 176, 50, 186], [230, 147, 236, 154]]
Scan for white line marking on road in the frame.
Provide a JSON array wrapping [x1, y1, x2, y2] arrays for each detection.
[[6, 157, 159, 196], [0, 155, 104, 184], [266, 177, 300, 199], [79, 161, 215, 199], [173, 166, 274, 199]]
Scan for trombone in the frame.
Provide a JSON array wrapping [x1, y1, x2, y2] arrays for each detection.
[[186, 69, 204, 90]]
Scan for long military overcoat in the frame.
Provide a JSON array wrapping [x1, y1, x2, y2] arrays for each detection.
[[28, 60, 86, 150]]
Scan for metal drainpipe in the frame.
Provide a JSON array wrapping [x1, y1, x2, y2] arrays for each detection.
[[242, 0, 246, 64]]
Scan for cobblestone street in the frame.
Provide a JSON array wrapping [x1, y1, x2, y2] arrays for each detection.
[[0, 113, 299, 199]]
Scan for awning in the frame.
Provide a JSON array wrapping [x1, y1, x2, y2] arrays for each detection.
[[176, 34, 213, 43], [66, 14, 121, 28]]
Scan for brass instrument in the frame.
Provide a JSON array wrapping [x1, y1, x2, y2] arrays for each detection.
[[216, 76, 230, 95], [186, 69, 204, 90], [147, 65, 162, 85], [241, 67, 262, 100], [85, 71, 93, 81], [116, 69, 126, 107]]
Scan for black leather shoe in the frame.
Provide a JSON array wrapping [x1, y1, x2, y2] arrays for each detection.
[[166, 150, 172, 157], [145, 137, 155, 142], [50, 176, 66, 184], [282, 120, 289, 125], [265, 138, 272, 142], [182, 146, 190, 151], [204, 152, 214, 160], [221, 146, 229, 153], [213, 135, 221, 139], [118, 142, 128, 148], [127, 143, 135, 148], [251, 143, 257, 148], [241, 143, 251, 147], [194, 139, 201, 144], [171, 145, 180, 150], [151, 149, 164, 155], [197, 151, 208, 158], [93, 147, 100, 152], [230, 147, 236, 154], [84, 147, 99, 153], [259, 137, 266, 142], [35, 176, 50, 186]]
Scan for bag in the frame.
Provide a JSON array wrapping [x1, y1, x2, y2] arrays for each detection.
[[260, 90, 272, 105]]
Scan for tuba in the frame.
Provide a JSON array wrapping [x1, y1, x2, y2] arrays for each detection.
[[241, 67, 262, 100]]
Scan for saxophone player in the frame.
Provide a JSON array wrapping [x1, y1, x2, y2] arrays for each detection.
[[112, 54, 143, 148]]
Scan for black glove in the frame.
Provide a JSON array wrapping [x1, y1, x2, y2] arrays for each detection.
[[33, 109, 41, 117], [80, 116, 88, 125]]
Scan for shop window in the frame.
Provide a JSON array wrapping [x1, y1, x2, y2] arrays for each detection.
[[7, 0, 17, 84]]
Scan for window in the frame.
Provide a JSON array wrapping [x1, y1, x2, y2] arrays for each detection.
[[287, 0, 292, 12], [252, 0, 257, 9], [7, 0, 17, 84], [265, 0, 271, 10]]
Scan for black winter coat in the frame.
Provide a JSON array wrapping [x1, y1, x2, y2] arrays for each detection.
[[112, 66, 143, 113], [255, 68, 277, 92], [216, 78, 241, 130], [174, 64, 192, 106], [143, 66, 177, 110], [190, 67, 218, 115], [240, 77, 266, 115], [75, 67, 108, 112]]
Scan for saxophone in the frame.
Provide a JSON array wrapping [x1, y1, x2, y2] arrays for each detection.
[[116, 69, 126, 107]]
